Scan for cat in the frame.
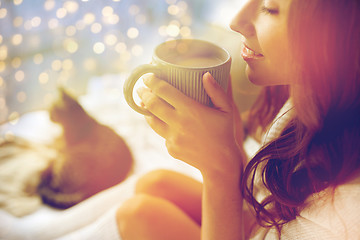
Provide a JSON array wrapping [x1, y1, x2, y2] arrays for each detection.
[[38, 88, 133, 209]]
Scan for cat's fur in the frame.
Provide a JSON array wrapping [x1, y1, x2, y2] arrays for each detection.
[[38, 88, 133, 209]]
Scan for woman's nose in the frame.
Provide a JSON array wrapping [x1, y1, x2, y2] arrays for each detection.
[[229, 0, 257, 37]]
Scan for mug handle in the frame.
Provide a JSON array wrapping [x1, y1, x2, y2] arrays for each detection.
[[123, 64, 161, 115]]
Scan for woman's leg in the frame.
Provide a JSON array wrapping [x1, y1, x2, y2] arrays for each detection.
[[135, 169, 202, 224], [116, 194, 200, 240], [116, 169, 202, 240]]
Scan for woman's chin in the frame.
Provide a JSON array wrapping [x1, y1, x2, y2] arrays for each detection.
[[245, 65, 287, 87], [245, 65, 264, 86]]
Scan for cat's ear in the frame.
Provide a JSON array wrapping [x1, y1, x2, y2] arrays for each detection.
[[58, 87, 72, 101], [57, 87, 79, 107], [58, 87, 67, 99], [49, 88, 72, 113]]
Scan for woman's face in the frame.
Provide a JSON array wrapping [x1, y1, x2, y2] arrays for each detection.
[[230, 0, 294, 86]]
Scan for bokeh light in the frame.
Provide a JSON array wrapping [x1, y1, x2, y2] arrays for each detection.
[[52, 60, 62, 71], [93, 42, 105, 54], [91, 23, 102, 33], [0, 45, 7, 60], [62, 59, 74, 71], [64, 1, 79, 13], [33, 54, 43, 64], [104, 34, 117, 46], [65, 26, 77, 36], [13, 16, 23, 27], [83, 13, 95, 25], [0, 61, 5, 73], [48, 18, 59, 29], [131, 45, 143, 56], [63, 38, 79, 53], [56, 8, 67, 19], [44, 0, 56, 11], [166, 24, 180, 37], [127, 27, 139, 39], [168, 5, 180, 15], [129, 5, 140, 15], [102, 6, 114, 16], [17, 91, 27, 103], [39, 72, 49, 84], [11, 34, 23, 45], [0, 8, 7, 19], [15, 70, 25, 82], [14, 0, 23, 6]]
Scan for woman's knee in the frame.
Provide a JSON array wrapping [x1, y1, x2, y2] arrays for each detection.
[[116, 193, 200, 240], [116, 194, 158, 239], [135, 169, 179, 195]]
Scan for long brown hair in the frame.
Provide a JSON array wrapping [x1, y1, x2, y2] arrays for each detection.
[[246, 85, 289, 138], [243, 0, 360, 233]]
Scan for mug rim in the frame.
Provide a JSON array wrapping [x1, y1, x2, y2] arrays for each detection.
[[153, 39, 231, 70]]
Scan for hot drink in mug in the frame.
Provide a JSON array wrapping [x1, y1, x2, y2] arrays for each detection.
[[123, 39, 232, 115]]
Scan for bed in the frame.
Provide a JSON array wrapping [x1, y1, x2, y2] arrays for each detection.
[[0, 24, 262, 238]]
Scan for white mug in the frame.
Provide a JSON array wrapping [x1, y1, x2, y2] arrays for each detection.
[[124, 39, 232, 115]]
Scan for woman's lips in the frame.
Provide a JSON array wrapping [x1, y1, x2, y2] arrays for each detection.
[[241, 44, 264, 60]]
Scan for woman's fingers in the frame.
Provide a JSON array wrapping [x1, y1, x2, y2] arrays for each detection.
[[142, 74, 193, 109], [137, 87, 177, 124], [145, 115, 168, 139], [138, 86, 170, 138]]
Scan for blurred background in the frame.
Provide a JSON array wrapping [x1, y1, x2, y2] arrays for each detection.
[[0, 0, 259, 136], [0, 2, 263, 236]]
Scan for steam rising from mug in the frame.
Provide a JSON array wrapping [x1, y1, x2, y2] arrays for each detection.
[[124, 39, 232, 115]]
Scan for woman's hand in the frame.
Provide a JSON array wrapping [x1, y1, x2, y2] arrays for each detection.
[[137, 72, 244, 177]]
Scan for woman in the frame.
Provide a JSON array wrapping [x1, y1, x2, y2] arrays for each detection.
[[116, 0, 360, 239]]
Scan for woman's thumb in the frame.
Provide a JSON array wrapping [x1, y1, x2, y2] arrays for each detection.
[[203, 72, 232, 112]]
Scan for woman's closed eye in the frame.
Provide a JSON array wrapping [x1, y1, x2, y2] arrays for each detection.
[[261, 6, 279, 15], [261, 0, 280, 15]]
